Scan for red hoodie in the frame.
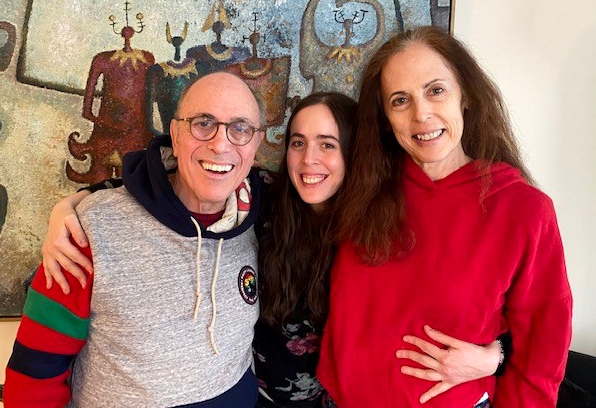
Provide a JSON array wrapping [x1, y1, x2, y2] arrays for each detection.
[[317, 157, 572, 407]]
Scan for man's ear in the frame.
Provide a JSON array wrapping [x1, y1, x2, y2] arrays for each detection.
[[170, 120, 179, 157], [257, 128, 266, 145], [252, 128, 265, 150]]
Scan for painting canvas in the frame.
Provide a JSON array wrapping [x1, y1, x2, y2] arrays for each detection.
[[0, 0, 452, 317]]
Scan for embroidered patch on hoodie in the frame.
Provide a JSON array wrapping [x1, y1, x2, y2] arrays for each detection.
[[238, 266, 258, 305]]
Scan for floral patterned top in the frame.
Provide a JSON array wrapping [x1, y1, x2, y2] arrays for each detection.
[[253, 315, 326, 407]]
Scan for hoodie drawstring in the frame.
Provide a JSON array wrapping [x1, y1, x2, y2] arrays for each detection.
[[191, 217, 203, 320], [209, 238, 223, 355], [190, 216, 222, 355]]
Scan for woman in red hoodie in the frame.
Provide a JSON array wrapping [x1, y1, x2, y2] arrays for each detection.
[[316, 26, 572, 407]]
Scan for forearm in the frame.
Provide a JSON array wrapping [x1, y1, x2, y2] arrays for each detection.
[[56, 189, 91, 212], [4, 366, 72, 406], [5, 250, 93, 405]]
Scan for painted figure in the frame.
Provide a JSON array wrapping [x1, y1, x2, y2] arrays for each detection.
[[145, 22, 198, 135], [186, 1, 251, 77], [226, 12, 291, 169], [300, 0, 386, 98], [66, 2, 155, 184], [226, 12, 290, 128]]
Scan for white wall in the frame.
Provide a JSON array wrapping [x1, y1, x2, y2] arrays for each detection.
[[454, 1, 596, 355]]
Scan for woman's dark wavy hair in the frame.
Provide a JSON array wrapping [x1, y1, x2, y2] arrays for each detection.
[[336, 25, 534, 265], [258, 92, 358, 330]]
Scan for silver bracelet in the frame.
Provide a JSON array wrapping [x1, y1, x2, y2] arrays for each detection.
[[496, 338, 505, 367]]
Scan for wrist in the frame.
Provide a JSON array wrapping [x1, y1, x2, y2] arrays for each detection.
[[63, 190, 91, 209], [493, 333, 512, 376], [485, 339, 502, 376], [494, 339, 505, 374]]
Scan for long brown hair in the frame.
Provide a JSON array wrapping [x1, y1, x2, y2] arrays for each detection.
[[258, 92, 357, 330], [337, 26, 534, 265]]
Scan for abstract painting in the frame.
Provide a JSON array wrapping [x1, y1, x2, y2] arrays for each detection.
[[0, 0, 452, 316]]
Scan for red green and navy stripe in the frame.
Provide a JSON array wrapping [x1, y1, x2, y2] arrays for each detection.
[[7, 340, 74, 379], [3, 366, 72, 406], [24, 286, 89, 340], [17, 315, 86, 354]]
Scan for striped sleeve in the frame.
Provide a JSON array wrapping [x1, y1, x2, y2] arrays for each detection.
[[3, 241, 93, 406]]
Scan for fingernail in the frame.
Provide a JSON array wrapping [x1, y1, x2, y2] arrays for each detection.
[[425, 325, 433, 331]]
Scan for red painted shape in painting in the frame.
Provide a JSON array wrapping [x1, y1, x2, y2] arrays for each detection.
[[66, 25, 155, 184]]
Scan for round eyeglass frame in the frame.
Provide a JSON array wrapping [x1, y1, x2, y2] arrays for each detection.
[[174, 116, 266, 146]]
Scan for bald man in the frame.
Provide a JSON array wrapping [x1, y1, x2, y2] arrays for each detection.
[[5, 73, 267, 407]]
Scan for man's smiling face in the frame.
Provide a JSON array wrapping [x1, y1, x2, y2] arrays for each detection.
[[170, 73, 264, 214]]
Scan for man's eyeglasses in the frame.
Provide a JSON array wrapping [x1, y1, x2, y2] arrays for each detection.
[[174, 116, 265, 146]]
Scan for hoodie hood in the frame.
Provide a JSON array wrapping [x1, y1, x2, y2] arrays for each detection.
[[402, 154, 526, 198], [122, 134, 261, 238]]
